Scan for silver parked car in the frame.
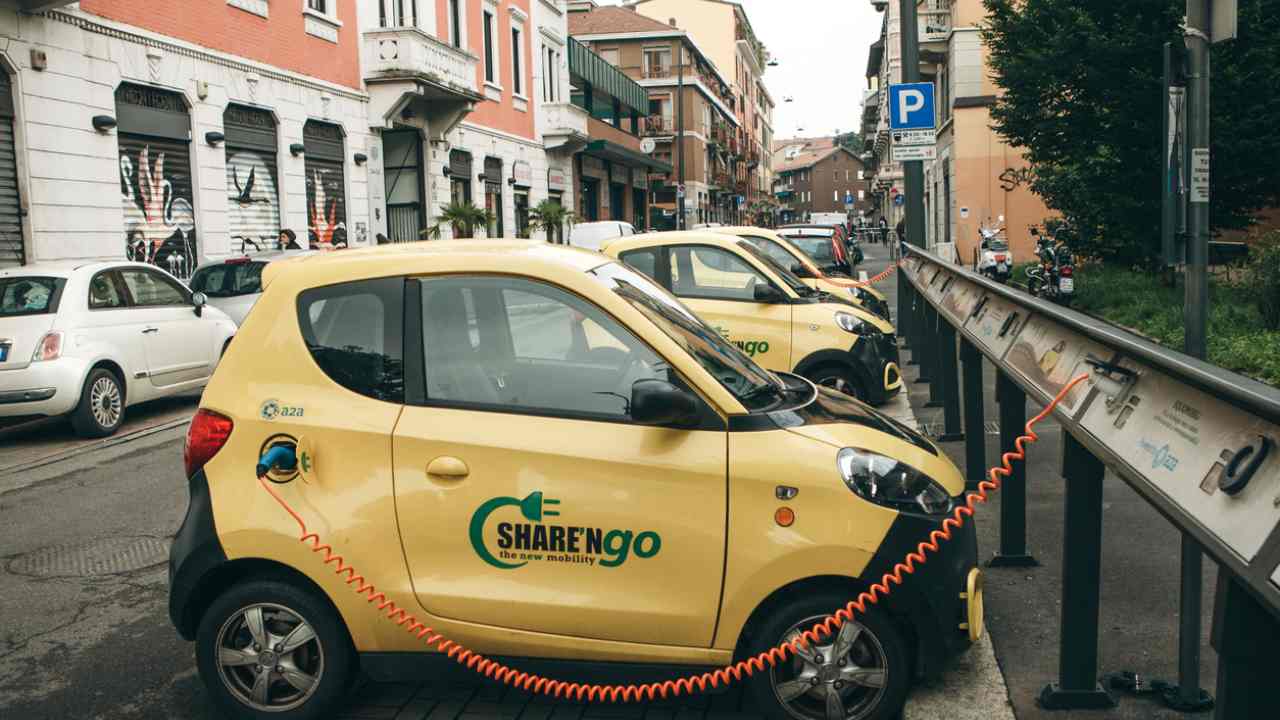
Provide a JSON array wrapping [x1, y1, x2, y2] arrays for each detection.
[[188, 252, 313, 326], [0, 262, 237, 437]]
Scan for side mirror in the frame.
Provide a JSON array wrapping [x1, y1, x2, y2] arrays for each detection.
[[192, 291, 208, 317], [631, 379, 699, 427], [753, 283, 785, 303]]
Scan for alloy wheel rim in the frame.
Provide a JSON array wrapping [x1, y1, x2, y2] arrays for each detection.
[[89, 377, 121, 428], [818, 376, 857, 398], [770, 614, 888, 720], [215, 603, 324, 712]]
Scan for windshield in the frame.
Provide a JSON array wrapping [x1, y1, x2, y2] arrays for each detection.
[[0, 276, 63, 317], [781, 234, 839, 267], [588, 262, 784, 411], [189, 261, 266, 298], [986, 240, 1009, 252], [735, 241, 816, 297]]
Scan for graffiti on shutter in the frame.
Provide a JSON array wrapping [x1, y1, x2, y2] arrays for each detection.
[[224, 105, 281, 254], [304, 121, 347, 250], [0, 72, 22, 268], [116, 84, 196, 279]]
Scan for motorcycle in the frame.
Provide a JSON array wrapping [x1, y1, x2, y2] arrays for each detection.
[[975, 222, 1012, 283], [1025, 227, 1075, 305]]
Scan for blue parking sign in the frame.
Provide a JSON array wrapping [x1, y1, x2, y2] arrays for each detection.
[[888, 83, 936, 131]]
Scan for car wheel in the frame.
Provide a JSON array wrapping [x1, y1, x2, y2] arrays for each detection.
[[809, 366, 868, 402], [196, 580, 355, 720], [747, 594, 911, 720], [69, 368, 124, 438]]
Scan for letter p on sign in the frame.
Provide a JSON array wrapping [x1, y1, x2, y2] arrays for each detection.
[[888, 83, 936, 131]]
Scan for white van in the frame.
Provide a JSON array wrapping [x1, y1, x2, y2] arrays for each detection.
[[567, 221, 636, 251], [810, 212, 849, 227]]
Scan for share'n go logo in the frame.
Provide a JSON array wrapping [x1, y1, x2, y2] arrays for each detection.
[[469, 492, 662, 570]]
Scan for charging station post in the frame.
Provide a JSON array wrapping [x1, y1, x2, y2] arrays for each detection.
[[990, 370, 1037, 568], [960, 338, 986, 491]]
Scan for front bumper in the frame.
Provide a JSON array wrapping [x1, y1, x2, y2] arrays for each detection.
[[0, 359, 82, 418], [852, 333, 903, 406], [862, 509, 980, 678], [851, 289, 892, 322]]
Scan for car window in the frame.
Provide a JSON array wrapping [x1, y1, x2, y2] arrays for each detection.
[[668, 245, 770, 302], [0, 277, 63, 316], [783, 235, 838, 267], [88, 272, 125, 310], [119, 269, 189, 307], [742, 236, 797, 269], [189, 262, 266, 298], [420, 276, 674, 420], [297, 278, 404, 403], [618, 249, 658, 281]]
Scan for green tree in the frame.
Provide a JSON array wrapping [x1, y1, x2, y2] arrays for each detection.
[[422, 202, 494, 239], [982, 0, 1280, 264], [528, 200, 578, 244]]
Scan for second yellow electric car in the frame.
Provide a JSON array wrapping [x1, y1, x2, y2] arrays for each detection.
[[714, 226, 892, 321], [169, 241, 981, 720], [602, 232, 902, 405]]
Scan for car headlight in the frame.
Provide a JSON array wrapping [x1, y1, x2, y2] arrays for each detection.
[[837, 447, 953, 514], [835, 311, 876, 336]]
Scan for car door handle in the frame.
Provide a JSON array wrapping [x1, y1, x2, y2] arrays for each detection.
[[141, 327, 159, 335], [426, 456, 470, 480]]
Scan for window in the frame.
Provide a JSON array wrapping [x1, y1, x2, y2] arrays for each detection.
[[483, 10, 496, 84], [511, 27, 523, 96], [86, 273, 123, 311], [386, 0, 417, 27], [298, 278, 404, 403], [667, 245, 774, 302], [189, 261, 267, 299], [598, 48, 619, 67], [418, 276, 674, 420], [307, 0, 327, 12], [514, 191, 530, 238], [740, 236, 799, 271], [644, 47, 671, 77], [619, 249, 658, 281], [1, 276, 63, 316], [119, 269, 188, 307], [450, 0, 463, 48]]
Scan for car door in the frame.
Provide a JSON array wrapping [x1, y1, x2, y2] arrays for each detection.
[[392, 274, 727, 648], [117, 268, 214, 388], [77, 270, 154, 400], [643, 244, 792, 372]]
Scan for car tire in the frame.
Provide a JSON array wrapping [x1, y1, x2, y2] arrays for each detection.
[[746, 593, 911, 720], [69, 368, 124, 438], [808, 365, 868, 403], [196, 580, 355, 720]]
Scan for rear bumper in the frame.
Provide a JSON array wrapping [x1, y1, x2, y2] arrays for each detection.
[[853, 333, 902, 406], [862, 510, 980, 678], [0, 360, 82, 417], [169, 469, 227, 640]]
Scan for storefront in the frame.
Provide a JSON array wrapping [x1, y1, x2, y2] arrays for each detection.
[[303, 120, 348, 249], [0, 70, 21, 268], [449, 149, 473, 207], [116, 83, 197, 279], [512, 160, 532, 238], [382, 128, 424, 243], [482, 156, 504, 238], [223, 105, 280, 253]]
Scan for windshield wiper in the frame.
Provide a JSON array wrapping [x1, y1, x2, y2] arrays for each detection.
[[738, 382, 785, 409]]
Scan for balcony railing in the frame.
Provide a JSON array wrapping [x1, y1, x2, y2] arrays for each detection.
[[642, 116, 676, 136], [543, 101, 589, 137], [920, 0, 952, 43], [364, 28, 476, 93], [747, 147, 761, 168]]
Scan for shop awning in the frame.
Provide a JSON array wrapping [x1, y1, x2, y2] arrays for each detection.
[[582, 140, 673, 174]]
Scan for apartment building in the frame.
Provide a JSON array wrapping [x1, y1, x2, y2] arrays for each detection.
[[773, 143, 870, 224], [626, 0, 774, 225], [861, 0, 1049, 260], [568, 2, 737, 229], [0, 0, 373, 275]]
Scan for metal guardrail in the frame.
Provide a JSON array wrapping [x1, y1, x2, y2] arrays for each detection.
[[896, 244, 1280, 716]]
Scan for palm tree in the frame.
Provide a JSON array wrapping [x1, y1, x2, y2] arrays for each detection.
[[422, 202, 494, 240], [528, 200, 578, 244]]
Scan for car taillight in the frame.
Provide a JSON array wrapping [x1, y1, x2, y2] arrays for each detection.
[[185, 409, 234, 478], [225, 257, 252, 265], [995, 254, 1007, 262], [32, 332, 62, 362], [1060, 266, 1074, 277]]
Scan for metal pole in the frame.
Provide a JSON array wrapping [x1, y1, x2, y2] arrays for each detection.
[[1212, 574, 1280, 719], [1039, 433, 1116, 709], [677, 44, 686, 231], [990, 370, 1036, 567], [898, 0, 925, 249], [960, 337, 985, 490], [1179, 1, 1211, 707], [937, 319, 963, 440]]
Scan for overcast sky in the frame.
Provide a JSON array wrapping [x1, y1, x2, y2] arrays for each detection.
[[598, 0, 885, 141]]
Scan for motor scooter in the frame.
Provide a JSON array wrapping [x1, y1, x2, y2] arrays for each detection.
[[975, 222, 1013, 283], [1025, 227, 1075, 305]]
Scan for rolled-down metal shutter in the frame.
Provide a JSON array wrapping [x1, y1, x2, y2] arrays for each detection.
[[0, 73, 23, 268], [116, 84, 196, 279], [224, 105, 281, 254], [304, 120, 347, 249]]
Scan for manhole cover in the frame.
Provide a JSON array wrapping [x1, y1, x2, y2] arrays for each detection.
[[7, 536, 170, 577]]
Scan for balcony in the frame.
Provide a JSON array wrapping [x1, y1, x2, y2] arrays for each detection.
[[919, 0, 952, 46], [747, 147, 761, 169], [542, 102, 590, 153], [364, 28, 482, 133], [642, 116, 676, 137]]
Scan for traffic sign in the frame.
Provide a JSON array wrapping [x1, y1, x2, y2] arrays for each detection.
[[894, 194, 906, 207], [888, 82, 936, 131], [640, 138, 656, 154], [892, 129, 935, 146], [892, 144, 937, 162]]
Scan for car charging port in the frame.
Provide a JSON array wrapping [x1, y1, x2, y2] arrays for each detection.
[[257, 435, 299, 483]]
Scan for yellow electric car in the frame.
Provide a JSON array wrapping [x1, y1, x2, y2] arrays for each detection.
[[169, 241, 981, 720], [714, 226, 892, 321], [601, 232, 902, 405]]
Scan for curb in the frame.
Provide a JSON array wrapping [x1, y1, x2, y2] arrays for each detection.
[[0, 417, 190, 480]]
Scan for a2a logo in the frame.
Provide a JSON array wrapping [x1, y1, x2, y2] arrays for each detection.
[[713, 326, 770, 357], [469, 492, 662, 570], [1137, 438, 1179, 472]]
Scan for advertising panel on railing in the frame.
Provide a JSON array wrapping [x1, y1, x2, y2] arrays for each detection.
[[1004, 315, 1115, 417], [938, 276, 985, 326], [1078, 359, 1280, 562]]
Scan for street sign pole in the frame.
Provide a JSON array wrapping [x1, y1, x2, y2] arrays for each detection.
[[899, 0, 926, 249], [677, 44, 686, 231]]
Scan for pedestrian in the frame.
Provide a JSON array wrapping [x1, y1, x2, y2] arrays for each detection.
[[877, 215, 889, 245], [376, 233, 389, 246], [278, 229, 301, 251]]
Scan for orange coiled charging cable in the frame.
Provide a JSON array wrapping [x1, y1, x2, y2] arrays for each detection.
[[815, 261, 900, 288], [256, 373, 1091, 703]]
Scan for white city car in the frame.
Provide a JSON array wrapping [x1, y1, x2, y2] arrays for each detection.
[[0, 262, 237, 437], [188, 252, 313, 326]]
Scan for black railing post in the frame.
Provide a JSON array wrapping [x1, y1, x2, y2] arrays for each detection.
[[960, 337, 985, 490], [925, 302, 944, 407], [1211, 573, 1280, 719], [1039, 432, 1116, 710], [898, 273, 912, 351], [913, 297, 933, 382], [989, 369, 1037, 567], [936, 319, 963, 441]]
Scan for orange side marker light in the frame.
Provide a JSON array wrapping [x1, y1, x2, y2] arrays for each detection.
[[775, 507, 795, 527]]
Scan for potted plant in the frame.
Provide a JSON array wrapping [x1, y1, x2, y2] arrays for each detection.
[[528, 200, 578, 244], [422, 202, 494, 240]]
